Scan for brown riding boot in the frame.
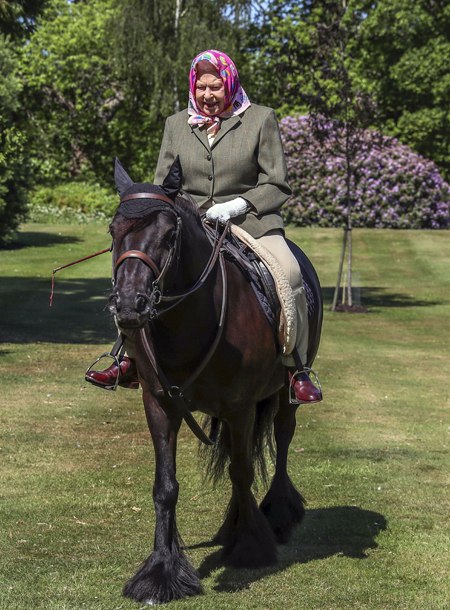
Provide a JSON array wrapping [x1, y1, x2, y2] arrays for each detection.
[[85, 357, 139, 390]]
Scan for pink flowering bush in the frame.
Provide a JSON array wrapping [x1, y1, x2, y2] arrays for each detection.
[[280, 116, 450, 229]]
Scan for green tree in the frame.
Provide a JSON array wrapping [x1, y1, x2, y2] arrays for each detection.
[[20, 0, 123, 184], [0, 0, 48, 39], [0, 35, 30, 246], [354, 0, 450, 181], [19, 0, 254, 186], [111, 0, 253, 179], [241, 0, 313, 114], [245, 0, 450, 181]]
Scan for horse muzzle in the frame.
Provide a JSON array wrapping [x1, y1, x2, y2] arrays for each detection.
[[108, 292, 151, 328]]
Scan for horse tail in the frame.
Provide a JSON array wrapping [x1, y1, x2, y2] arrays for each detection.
[[200, 394, 278, 488]]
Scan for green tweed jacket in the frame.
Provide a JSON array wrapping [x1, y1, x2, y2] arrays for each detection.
[[154, 104, 292, 238]]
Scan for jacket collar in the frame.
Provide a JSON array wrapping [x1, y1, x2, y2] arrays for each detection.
[[190, 114, 242, 151]]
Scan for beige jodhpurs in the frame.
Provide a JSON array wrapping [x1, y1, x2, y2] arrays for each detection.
[[256, 230, 308, 366]]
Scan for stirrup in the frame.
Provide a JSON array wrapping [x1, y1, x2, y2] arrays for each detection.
[[85, 352, 121, 392], [289, 366, 322, 405]]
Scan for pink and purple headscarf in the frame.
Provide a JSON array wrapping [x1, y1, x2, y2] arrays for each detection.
[[187, 50, 251, 133]]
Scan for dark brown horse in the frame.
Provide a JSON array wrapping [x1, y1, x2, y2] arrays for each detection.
[[107, 158, 322, 604]]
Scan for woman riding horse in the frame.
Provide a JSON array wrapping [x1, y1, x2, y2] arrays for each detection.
[[87, 49, 321, 405]]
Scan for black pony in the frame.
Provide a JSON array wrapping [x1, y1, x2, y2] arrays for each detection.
[[107, 158, 322, 604]]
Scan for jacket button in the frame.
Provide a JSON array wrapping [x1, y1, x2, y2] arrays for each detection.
[[208, 175, 213, 181], [207, 154, 211, 161]]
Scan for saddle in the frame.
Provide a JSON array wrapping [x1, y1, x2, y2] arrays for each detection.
[[212, 224, 323, 364]]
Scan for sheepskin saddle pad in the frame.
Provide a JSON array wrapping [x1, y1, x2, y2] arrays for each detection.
[[228, 225, 297, 355]]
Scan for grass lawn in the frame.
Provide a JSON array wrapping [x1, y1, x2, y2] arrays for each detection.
[[0, 222, 449, 609]]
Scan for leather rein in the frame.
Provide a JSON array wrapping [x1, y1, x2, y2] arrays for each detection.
[[114, 192, 230, 445]]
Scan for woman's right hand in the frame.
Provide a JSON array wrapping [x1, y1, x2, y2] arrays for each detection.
[[206, 197, 249, 225]]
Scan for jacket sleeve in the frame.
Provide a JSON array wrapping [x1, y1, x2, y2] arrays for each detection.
[[239, 108, 292, 215], [154, 116, 175, 185]]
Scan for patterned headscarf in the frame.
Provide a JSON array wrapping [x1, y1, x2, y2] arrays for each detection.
[[187, 50, 251, 133]]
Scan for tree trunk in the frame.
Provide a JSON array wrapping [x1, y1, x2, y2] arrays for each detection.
[[173, 0, 181, 114], [345, 118, 353, 307], [331, 227, 348, 311], [347, 225, 353, 306]]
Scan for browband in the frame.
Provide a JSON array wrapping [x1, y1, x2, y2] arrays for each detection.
[[120, 192, 174, 206]]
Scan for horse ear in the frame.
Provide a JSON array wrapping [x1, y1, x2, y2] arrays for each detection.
[[160, 155, 183, 201], [114, 157, 134, 197]]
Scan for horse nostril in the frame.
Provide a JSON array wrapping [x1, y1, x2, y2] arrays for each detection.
[[109, 294, 119, 311], [135, 294, 149, 313]]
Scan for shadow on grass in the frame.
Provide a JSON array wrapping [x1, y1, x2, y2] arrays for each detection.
[[196, 505, 386, 593], [0, 276, 115, 344], [321, 286, 442, 309], [3, 232, 83, 249]]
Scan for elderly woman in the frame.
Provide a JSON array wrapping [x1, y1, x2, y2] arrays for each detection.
[[87, 49, 321, 404]]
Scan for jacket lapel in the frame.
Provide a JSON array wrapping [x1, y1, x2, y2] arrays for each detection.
[[190, 124, 209, 151], [212, 115, 242, 149], [190, 114, 242, 150]]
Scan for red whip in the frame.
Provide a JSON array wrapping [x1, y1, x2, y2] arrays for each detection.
[[50, 247, 111, 306]]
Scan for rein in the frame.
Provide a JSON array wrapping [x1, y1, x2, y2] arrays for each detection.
[[51, 190, 229, 446], [139, 253, 228, 446], [114, 205, 229, 320]]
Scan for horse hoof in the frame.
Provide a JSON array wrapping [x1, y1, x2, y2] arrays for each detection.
[[220, 509, 278, 569], [123, 547, 203, 603], [260, 477, 306, 544]]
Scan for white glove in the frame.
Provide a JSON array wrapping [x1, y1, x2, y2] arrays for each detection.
[[206, 197, 249, 225]]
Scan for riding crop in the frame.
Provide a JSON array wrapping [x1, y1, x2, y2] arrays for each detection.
[[50, 246, 111, 306]]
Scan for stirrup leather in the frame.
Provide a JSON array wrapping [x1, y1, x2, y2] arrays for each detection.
[[289, 366, 322, 405]]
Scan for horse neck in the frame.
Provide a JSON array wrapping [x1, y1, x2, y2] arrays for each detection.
[[165, 208, 212, 290], [151, 211, 220, 366]]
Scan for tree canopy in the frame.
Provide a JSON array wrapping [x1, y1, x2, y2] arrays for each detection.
[[245, 0, 450, 181], [1, 0, 449, 238], [0, 35, 30, 245]]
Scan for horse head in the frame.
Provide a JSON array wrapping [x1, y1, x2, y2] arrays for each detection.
[[108, 157, 184, 329]]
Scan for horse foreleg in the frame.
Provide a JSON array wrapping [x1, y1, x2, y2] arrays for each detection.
[[123, 391, 202, 603], [260, 382, 306, 543], [219, 409, 278, 569]]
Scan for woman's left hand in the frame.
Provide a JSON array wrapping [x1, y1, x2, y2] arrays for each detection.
[[206, 197, 249, 225]]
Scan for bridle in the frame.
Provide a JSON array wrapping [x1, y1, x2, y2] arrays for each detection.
[[113, 192, 229, 320]]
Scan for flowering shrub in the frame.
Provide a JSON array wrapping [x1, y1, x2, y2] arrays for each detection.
[[27, 182, 118, 224], [280, 116, 450, 229]]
